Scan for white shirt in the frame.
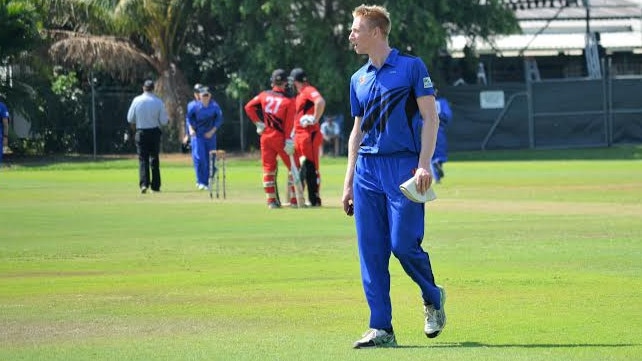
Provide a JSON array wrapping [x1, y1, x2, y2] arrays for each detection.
[[127, 91, 169, 129], [321, 121, 340, 137]]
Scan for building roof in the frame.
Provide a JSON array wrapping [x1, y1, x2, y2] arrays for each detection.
[[514, 0, 641, 21], [448, 0, 642, 57]]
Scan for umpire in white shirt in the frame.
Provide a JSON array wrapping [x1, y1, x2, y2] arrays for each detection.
[[127, 80, 169, 193]]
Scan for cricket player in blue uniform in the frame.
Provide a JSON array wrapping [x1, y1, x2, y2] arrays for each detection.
[[431, 92, 453, 183], [0, 100, 9, 165], [184, 83, 202, 187], [343, 4, 446, 348], [186, 86, 223, 189]]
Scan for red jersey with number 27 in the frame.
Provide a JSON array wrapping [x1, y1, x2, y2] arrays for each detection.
[[244, 87, 295, 139]]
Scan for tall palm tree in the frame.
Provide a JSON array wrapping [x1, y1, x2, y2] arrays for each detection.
[[46, 0, 195, 142]]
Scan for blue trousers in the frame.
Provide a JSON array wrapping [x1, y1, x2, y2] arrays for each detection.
[[353, 155, 441, 330], [190, 136, 199, 184], [193, 135, 217, 186]]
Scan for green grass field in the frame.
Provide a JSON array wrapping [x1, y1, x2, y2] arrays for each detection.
[[1, 146, 641, 361]]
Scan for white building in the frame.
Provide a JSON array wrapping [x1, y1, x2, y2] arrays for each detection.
[[449, 0, 642, 57]]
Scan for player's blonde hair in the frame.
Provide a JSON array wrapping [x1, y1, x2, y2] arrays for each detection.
[[352, 4, 391, 39]]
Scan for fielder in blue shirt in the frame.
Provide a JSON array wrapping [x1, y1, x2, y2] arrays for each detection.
[[343, 4, 445, 349], [0, 100, 9, 165], [186, 86, 223, 189], [184, 83, 202, 187], [431, 92, 453, 183]]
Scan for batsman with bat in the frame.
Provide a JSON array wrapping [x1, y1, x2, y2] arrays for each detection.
[[289, 67, 326, 207], [244, 69, 301, 209]]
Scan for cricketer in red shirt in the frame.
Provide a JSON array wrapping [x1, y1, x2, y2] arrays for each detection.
[[289, 68, 326, 207], [244, 69, 298, 208]]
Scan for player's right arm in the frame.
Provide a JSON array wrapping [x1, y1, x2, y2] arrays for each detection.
[[342, 115, 364, 216], [243, 94, 263, 123], [186, 103, 197, 136]]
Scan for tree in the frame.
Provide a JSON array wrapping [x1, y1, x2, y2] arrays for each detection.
[[38, 0, 520, 153], [191, 0, 518, 114], [0, 0, 42, 119], [45, 0, 196, 146], [0, 0, 41, 59]]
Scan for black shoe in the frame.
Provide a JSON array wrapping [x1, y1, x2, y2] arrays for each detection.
[[140, 186, 148, 194]]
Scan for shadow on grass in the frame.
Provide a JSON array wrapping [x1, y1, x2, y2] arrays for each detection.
[[415, 341, 640, 348], [451, 145, 642, 162]]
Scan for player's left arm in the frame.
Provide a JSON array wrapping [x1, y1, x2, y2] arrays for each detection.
[[311, 89, 326, 124], [213, 105, 224, 129], [206, 105, 224, 138], [415, 95, 439, 192], [285, 99, 296, 138]]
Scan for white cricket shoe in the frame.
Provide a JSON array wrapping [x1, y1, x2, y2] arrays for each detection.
[[353, 328, 397, 349], [424, 285, 446, 338]]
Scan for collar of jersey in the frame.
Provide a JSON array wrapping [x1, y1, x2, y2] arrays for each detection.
[[366, 48, 399, 72]]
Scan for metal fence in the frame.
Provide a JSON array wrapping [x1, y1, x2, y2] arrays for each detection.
[[440, 63, 642, 151]]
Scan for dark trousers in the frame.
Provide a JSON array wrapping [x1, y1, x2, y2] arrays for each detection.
[[135, 128, 162, 191]]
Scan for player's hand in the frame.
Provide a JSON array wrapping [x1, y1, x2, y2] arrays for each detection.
[[413, 167, 433, 194], [284, 139, 295, 155], [342, 190, 354, 217], [255, 121, 266, 135], [299, 115, 315, 127], [180, 139, 190, 153]]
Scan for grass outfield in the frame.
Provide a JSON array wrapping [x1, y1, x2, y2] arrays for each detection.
[[1, 146, 641, 361]]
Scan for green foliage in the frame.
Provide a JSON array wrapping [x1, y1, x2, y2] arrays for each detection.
[[24, 0, 522, 154], [51, 70, 83, 108], [0, 0, 43, 127], [39, 0, 116, 34], [0, 0, 41, 59], [186, 0, 518, 117]]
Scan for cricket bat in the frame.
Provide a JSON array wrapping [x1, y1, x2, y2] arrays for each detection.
[[289, 154, 306, 208]]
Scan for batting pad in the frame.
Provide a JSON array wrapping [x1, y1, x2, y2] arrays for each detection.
[[399, 176, 437, 203]]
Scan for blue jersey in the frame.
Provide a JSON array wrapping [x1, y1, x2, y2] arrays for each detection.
[[350, 48, 434, 155], [187, 100, 224, 137], [0, 101, 10, 133], [436, 97, 452, 127], [433, 97, 452, 162]]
